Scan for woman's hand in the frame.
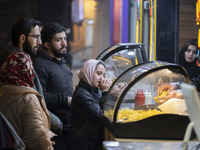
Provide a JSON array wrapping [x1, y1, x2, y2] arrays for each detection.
[[110, 82, 127, 97], [100, 78, 112, 91]]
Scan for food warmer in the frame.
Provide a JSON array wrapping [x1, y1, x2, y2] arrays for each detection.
[[102, 60, 196, 140], [96, 43, 147, 80]]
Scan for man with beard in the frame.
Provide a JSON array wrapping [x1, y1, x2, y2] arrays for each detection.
[[11, 16, 63, 135], [33, 22, 73, 150], [11, 17, 42, 56]]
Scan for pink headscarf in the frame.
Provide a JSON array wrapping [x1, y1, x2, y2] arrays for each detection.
[[78, 59, 105, 85], [0, 52, 34, 87]]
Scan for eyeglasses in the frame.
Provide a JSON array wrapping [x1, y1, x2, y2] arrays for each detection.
[[185, 48, 197, 55], [26, 34, 41, 41]]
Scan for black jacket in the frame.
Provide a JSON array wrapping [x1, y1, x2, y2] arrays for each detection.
[[69, 80, 107, 150], [33, 51, 73, 134], [191, 76, 200, 92]]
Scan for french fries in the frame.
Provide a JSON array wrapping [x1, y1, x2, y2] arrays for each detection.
[[104, 108, 165, 122]]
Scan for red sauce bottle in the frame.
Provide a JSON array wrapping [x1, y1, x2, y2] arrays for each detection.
[[135, 89, 145, 107]]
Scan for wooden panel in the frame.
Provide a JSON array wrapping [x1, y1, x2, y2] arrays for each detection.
[[180, 0, 196, 5], [179, 24, 198, 31], [179, 31, 198, 38], [180, 5, 196, 13], [179, 0, 198, 51]]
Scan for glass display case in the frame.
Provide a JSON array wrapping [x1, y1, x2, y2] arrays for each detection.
[[102, 61, 196, 140], [96, 43, 147, 80]]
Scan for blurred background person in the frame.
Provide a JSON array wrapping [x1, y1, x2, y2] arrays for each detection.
[[179, 39, 200, 80]]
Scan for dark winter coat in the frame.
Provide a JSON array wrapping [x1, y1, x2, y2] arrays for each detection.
[[33, 50, 73, 136], [191, 76, 200, 92], [69, 80, 107, 150]]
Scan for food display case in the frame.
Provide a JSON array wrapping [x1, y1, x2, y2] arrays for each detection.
[[96, 43, 147, 80], [102, 61, 196, 140]]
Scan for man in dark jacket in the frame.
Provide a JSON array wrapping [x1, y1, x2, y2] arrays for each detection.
[[10, 16, 63, 135], [33, 22, 73, 150]]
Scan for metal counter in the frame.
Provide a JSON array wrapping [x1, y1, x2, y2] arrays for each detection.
[[103, 141, 200, 150]]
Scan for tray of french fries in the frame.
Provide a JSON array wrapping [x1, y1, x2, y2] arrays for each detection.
[[103, 109, 195, 140], [103, 99, 194, 140]]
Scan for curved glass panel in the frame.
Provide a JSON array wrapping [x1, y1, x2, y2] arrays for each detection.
[[116, 68, 186, 123], [96, 43, 147, 80], [97, 44, 120, 60], [104, 47, 146, 80], [103, 61, 188, 123]]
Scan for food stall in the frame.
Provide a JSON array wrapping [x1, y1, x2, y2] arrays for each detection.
[[102, 60, 196, 140]]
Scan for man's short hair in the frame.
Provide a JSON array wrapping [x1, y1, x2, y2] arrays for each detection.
[[41, 22, 66, 46], [11, 16, 41, 47]]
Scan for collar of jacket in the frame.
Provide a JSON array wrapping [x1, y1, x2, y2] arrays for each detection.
[[79, 79, 101, 94], [38, 50, 66, 65]]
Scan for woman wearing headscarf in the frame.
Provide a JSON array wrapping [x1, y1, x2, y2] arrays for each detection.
[[68, 59, 112, 150], [179, 39, 200, 80], [0, 52, 55, 150]]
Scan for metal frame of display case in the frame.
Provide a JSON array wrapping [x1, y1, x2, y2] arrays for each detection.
[[96, 43, 147, 62], [96, 43, 148, 81], [102, 61, 196, 140]]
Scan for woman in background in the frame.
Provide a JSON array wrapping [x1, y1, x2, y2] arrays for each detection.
[[69, 59, 111, 150], [0, 52, 55, 150], [179, 39, 200, 80]]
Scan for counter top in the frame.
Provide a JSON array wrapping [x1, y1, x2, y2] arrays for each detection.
[[103, 141, 200, 150]]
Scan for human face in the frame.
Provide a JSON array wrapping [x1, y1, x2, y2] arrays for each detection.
[[91, 64, 106, 88], [185, 45, 197, 63], [50, 32, 67, 58], [24, 25, 42, 56]]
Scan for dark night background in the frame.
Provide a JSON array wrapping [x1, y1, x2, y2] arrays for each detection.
[[0, 0, 73, 45]]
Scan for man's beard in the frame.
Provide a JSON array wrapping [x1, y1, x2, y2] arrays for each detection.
[[23, 40, 37, 56], [51, 46, 67, 58]]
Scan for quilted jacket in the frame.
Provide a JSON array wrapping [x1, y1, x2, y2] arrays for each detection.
[[69, 80, 107, 150]]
